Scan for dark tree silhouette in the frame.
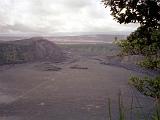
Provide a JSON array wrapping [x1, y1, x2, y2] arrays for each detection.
[[102, 0, 160, 28], [102, 0, 160, 44]]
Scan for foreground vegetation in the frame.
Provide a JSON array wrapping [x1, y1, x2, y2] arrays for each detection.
[[116, 27, 160, 69], [102, 0, 160, 119], [108, 91, 160, 120]]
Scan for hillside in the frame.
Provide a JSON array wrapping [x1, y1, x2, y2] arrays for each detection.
[[0, 37, 65, 65]]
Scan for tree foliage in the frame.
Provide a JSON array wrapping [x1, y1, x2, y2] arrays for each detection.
[[102, 1, 160, 116], [116, 27, 160, 55], [102, 0, 160, 45], [115, 27, 160, 69], [102, 0, 160, 28]]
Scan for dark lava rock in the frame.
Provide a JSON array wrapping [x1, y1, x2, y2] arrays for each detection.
[[0, 37, 66, 65], [34, 62, 62, 71], [70, 65, 88, 69]]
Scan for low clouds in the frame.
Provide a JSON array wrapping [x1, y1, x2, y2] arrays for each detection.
[[0, 0, 139, 35]]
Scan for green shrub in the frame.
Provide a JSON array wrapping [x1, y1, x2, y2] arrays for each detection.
[[116, 27, 160, 69], [138, 58, 160, 69], [128, 72, 160, 120], [129, 76, 160, 101]]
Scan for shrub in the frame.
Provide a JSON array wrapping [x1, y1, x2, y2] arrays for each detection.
[[138, 58, 160, 69], [129, 76, 160, 101], [129, 76, 160, 120]]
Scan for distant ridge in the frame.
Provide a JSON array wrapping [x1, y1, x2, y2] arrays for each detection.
[[46, 34, 127, 44], [0, 34, 127, 43]]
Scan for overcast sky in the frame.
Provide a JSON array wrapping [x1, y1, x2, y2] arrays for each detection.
[[0, 0, 139, 35]]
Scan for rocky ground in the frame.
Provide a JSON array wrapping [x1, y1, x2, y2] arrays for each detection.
[[0, 41, 159, 120], [0, 52, 156, 120]]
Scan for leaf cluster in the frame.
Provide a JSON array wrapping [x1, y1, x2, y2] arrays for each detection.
[[116, 27, 160, 56], [102, 0, 160, 28]]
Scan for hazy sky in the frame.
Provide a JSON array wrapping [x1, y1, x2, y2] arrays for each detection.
[[0, 0, 139, 35]]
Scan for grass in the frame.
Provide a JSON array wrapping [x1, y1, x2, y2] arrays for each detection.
[[118, 91, 125, 120], [107, 90, 160, 120], [108, 98, 112, 120]]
